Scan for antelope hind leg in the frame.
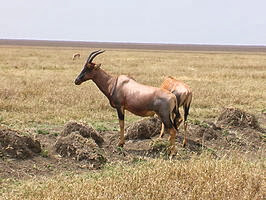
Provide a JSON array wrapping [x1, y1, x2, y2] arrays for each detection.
[[182, 121, 188, 147], [169, 128, 177, 155]]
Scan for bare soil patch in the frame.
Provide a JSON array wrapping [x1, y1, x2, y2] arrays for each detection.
[[0, 108, 265, 180]]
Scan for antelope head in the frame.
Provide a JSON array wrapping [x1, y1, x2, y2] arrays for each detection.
[[74, 50, 105, 85]]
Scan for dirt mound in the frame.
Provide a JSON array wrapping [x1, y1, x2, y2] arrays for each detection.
[[55, 133, 106, 167], [62, 122, 104, 146], [192, 122, 221, 141], [125, 117, 162, 140], [188, 118, 264, 155], [216, 108, 259, 129], [0, 128, 41, 159]]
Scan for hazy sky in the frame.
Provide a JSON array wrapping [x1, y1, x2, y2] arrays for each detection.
[[1, 0, 266, 45]]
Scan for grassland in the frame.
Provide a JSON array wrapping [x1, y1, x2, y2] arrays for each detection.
[[0, 45, 265, 129], [1, 155, 265, 200], [0, 45, 265, 199]]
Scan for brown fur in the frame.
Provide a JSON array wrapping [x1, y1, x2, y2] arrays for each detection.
[[160, 76, 192, 147]]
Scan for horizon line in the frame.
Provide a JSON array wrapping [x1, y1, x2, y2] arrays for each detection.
[[1, 38, 266, 52], [1, 38, 266, 47]]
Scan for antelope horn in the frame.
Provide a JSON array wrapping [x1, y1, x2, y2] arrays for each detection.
[[86, 49, 102, 64], [88, 49, 105, 63]]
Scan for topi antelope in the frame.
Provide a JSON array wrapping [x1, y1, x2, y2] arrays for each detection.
[[74, 50, 179, 154], [159, 76, 192, 147], [72, 53, 81, 60]]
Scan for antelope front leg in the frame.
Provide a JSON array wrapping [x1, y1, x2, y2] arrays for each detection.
[[117, 107, 125, 147]]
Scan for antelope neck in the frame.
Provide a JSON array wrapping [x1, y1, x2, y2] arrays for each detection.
[[92, 68, 116, 100]]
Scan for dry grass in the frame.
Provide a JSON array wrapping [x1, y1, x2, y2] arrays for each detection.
[[0, 45, 266, 199], [1, 154, 265, 200], [0, 46, 265, 130]]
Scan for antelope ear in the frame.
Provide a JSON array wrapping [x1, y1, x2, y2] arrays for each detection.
[[86, 62, 93, 68], [95, 63, 101, 69]]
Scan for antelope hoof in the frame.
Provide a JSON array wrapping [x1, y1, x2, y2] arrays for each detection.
[[117, 141, 125, 147], [182, 140, 187, 148], [169, 145, 177, 157], [167, 136, 171, 141]]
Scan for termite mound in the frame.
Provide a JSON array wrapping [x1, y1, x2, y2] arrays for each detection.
[[0, 128, 41, 159], [216, 107, 260, 129], [55, 122, 106, 168], [125, 117, 162, 140], [61, 121, 104, 146]]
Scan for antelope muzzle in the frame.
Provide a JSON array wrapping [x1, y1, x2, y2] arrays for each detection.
[[74, 69, 86, 85], [74, 78, 82, 85]]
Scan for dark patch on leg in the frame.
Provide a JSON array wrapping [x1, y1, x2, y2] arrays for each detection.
[[174, 109, 182, 129], [183, 104, 191, 148], [117, 108, 124, 120], [183, 104, 190, 122]]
